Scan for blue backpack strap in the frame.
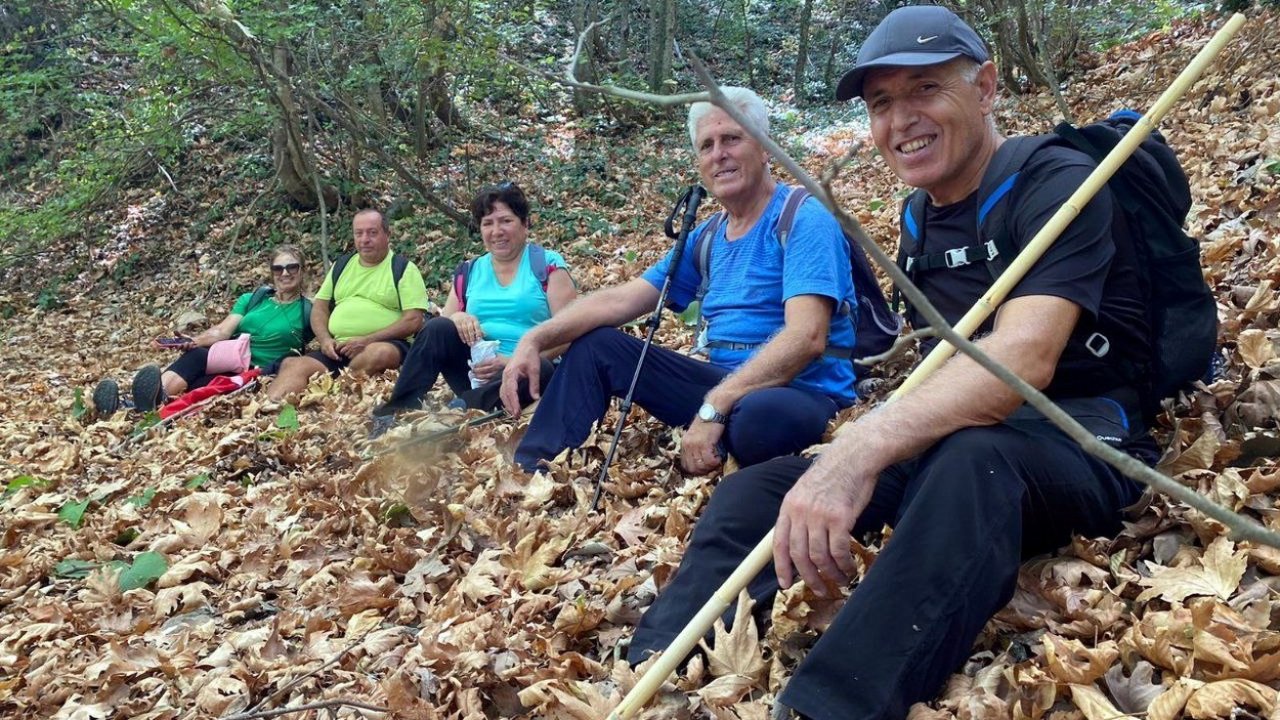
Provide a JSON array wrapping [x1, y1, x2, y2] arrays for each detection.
[[892, 190, 929, 313], [775, 185, 810, 249], [692, 212, 724, 304], [974, 135, 1056, 278], [527, 243, 550, 291]]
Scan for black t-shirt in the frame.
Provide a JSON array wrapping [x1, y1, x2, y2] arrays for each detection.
[[904, 143, 1149, 400]]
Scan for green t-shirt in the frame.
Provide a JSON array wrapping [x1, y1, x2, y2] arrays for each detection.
[[315, 254, 430, 341], [230, 292, 309, 367]]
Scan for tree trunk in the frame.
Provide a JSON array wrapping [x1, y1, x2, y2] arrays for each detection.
[[270, 45, 324, 210], [793, 0, 814, 105], [647, 0, 675, 93], [823, 2, 849, 96], [572, 0, 599, 116], [742, 0, 754, 88]]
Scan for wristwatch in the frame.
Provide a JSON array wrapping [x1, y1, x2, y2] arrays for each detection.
[[697, 402, 728, 424]]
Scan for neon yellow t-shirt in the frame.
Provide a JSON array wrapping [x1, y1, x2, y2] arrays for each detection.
[[316, 254, 429, 341]]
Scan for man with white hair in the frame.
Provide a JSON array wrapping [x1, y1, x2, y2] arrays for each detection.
[[501, 87, 858, 474]]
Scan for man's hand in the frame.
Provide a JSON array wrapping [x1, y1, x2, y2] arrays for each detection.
[[451, 311, 483, 346], [773, 450, 878, 597], [335, 336, 371, 359], [500, 342, 542, 416], [319, 337, 341, 361], [681, 418, 725, 474], [471, 355, 506, 383]]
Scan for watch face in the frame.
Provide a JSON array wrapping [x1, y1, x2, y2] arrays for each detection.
[[698, 403, 714, 421]]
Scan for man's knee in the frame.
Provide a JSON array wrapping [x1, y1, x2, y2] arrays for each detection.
[[728, 390, 834, 466], [351, 343, 403, 374]]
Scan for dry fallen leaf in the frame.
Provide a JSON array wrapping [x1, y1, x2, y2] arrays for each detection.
[[1136, 535, 1248, 603]]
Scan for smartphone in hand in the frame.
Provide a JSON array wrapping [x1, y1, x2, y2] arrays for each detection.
[[153, 336, 193, 349]]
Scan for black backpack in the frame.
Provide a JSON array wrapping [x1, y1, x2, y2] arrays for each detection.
[[328, 252, 410, 311], [898, 110, 1217, 406], [245, 285, 315, 348], [691, 186, 903, 378], [452, 244, 552, 311]]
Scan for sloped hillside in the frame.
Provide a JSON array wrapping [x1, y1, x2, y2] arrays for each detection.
[[2, 11, 1279, 720]]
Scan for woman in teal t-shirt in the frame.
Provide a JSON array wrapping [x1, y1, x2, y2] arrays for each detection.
[[92, 245, 312, 414], [372, 182, 577, 420]]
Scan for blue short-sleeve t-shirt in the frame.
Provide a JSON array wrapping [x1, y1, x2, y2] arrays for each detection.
[[642, 184, 857, 404], [464, 244, 569, 356]]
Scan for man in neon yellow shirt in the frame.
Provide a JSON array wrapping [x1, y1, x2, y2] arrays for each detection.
[[268, 209, 429, 401]]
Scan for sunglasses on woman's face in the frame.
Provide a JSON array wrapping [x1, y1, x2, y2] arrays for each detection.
[[271, 263, 302, 275]]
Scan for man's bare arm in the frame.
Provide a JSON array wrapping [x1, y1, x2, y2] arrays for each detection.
[[774, 294, 1082, 591], [519, 278, 659, 353], [702, 294, 834, 413]]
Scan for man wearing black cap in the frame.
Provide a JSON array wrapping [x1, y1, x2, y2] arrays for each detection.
[[629, 5, 1156, 718]]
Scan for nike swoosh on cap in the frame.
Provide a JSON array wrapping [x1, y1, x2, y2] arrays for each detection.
[[917, 35, 938, 43]]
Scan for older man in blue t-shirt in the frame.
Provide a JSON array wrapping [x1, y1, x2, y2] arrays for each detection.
[[500, 86, 857, 475]]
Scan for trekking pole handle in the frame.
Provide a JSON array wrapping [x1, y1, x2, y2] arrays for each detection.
[[607, 12, 1246, 720], [664, 184, 707, 240]]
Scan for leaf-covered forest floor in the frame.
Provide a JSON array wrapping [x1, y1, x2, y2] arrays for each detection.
[[4, 12, 1280, 720]]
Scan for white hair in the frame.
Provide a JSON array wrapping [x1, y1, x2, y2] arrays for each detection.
[[687, 86, 770, 148]]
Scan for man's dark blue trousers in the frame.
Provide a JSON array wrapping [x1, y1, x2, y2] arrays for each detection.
[[513, 328, 843, 472], [628, 399, 1152, 720]]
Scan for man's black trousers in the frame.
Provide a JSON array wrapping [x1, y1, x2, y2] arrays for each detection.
[[629, 399, 1149, 720]]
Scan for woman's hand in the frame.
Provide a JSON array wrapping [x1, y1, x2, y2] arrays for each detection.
[[450, 311, 484, 346], [471, 355, 507, 382]]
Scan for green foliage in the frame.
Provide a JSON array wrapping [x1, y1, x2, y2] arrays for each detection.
[[118, 551, 168, 591], [132, 411, 162, 438], [4, 474, 50, 498], [276, 403, 299, 430], [71, 387, 88, 420], [58, 498, 91, 528], [54, 558, 122, 579], [53, 550, 166, 589], [126, 488, 157, 508], [185, 472, 211, 490]]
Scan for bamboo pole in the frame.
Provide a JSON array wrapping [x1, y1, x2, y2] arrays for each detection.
[[605, 13, 1245, 720]]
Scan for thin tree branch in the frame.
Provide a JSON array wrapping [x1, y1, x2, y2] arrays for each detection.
[[857, 327, 934, 366], [548, 27, 1280, 549], [243, 626, 377, 715], [223, 699, 387, 720]]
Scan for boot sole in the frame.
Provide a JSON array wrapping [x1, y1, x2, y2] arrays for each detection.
[[93, 379, 120, 416], [132, 365, 163, 413]]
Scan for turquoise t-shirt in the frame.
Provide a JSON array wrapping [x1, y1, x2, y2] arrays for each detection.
[[463, 244, 569, 356]]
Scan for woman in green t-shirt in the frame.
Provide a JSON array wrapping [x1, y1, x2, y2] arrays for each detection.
[[93, 245, 313, 414]]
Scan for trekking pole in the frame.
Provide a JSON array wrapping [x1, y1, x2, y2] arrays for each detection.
[[605, 14, 1245, 720], [590, 184, 707, 511]]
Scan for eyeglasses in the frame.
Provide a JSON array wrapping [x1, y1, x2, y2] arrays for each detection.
[[271, 263, 302, 275]]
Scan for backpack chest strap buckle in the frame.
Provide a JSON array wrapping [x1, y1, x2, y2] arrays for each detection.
[[944, 240, 999, 269]]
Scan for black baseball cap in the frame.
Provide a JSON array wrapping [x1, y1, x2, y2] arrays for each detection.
[[836, 5, 989, 101]]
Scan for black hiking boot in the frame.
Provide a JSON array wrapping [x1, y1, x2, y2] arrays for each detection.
[[131, 365, 165, 413], [92, 379, 120, 417], [368, 413, 399, 440]]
